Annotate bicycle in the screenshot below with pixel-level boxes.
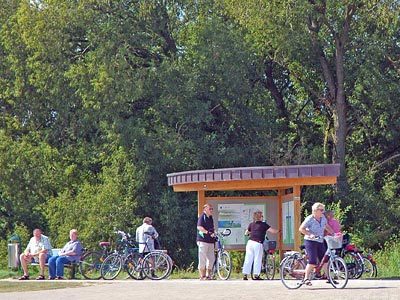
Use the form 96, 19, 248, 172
280, 234, 348, 289
251, 238, 276, 280
211, 228, 232, 280
79, 241, 112, 280
361, 252, 378, 278
100, 230, 139, 280
340, 233, 364, 279
127, 233, 173, 280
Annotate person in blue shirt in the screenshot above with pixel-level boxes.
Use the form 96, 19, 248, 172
48, 229, 83, 280
299, 203, 333, 286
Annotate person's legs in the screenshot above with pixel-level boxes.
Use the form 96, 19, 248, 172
55, 256, 71, 278
205, 242, 215, 279
242, 240, 256, 276
252, 242, 263, 276
197, 242, 207, 279
48, 255, 58, 279
38, 253, 47, 276
19, 253, 30, 277
304, 240, 319, 284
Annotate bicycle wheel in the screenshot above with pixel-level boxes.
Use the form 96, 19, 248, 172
101, 253, 122, 280
79, 251, 103, 280
361, 257, 377, 279
328, 257, 348, 289
352, 252, 364, 279
342, 251, 363, 279
126, 252, 145, 280
265, 254, 275, 280
216, 250, 231, 280
280, 256, 306, 289
143, 252, 171, 280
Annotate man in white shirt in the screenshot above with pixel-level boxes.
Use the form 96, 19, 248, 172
19, 228, 52, 280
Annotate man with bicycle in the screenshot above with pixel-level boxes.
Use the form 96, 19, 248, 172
197, 203, 216, 280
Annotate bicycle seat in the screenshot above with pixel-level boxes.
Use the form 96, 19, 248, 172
99, 241, 111, 247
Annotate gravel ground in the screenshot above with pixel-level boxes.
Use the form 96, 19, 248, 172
1, 279, 400, 300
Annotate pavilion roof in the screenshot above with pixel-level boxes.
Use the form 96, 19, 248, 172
167, 164, 340, 192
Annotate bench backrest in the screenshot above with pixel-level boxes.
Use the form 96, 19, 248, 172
52, 248, 61, 256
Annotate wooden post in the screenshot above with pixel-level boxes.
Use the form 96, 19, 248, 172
198, 190, 206, 217
293, 186, 301, 252
277, 189, 284, 261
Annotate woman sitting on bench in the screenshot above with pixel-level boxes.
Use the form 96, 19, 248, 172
48, 229, 83, 280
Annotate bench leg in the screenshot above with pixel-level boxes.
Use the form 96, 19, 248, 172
68, 264, 77, 279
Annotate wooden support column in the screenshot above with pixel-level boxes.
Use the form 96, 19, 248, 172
277, 189, 284, 260
293, 185, 301, 252
197, 190, 206, 217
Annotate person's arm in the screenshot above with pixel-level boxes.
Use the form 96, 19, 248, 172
325, 223, 334, 235
152, 227, 159, 239
299, 218, 313, 237
24, 239, 33, 256
197, 226, 208, 235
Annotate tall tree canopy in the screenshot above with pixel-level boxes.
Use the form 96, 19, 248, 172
0, 0, 399, 264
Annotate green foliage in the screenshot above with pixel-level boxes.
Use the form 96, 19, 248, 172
374, 237, 400, 278
0, 0, 399, 269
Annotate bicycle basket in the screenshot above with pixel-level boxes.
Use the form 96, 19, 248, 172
263, 240, 276, 251
324, 235, 343, 249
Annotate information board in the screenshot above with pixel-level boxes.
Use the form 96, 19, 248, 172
217, 203, 266, 245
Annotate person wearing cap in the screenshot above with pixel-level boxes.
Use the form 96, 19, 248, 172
196, 203, 216, 280
242, 210, 278, 280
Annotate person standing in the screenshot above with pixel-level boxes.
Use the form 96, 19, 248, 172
299, 202, 333, 286
19, 228, 53, 280
48, 229, 83, 280
324, 210, 341, 234
136, 217, 159, 254
242, 210, 278, 280
197, 203, 216, 280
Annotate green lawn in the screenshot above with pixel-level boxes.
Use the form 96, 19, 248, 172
0, 281, 87, 293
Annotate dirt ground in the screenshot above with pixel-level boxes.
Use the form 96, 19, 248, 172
1, 279, 400, 300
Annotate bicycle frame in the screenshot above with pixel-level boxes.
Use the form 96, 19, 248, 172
212, 229, 232, 280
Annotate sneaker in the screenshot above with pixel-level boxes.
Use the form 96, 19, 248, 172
243, 275, 248, 281
253, 275, 263, 280
48, 277, 55, 280
56, 276, 64, 280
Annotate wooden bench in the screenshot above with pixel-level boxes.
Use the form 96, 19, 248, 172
31, 248, 79, 279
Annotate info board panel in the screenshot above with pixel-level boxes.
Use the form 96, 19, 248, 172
207, 197, 278, 250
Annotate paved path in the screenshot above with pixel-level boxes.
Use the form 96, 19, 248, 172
1, 279, 400, 300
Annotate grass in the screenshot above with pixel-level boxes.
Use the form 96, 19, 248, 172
373, 239, 400, 278
0, 281, 87, 293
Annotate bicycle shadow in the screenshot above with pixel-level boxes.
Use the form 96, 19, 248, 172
310, 286, 393, 291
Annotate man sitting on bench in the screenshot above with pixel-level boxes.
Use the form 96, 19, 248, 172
48, 229, 83, 280
19, 228, 53, 280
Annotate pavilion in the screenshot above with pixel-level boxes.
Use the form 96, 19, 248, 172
167, 164, 340, 253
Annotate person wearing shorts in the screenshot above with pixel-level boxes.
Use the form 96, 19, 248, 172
196, 203, 216, 280
19, 228, 53, 280
299, 202, 333, 286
